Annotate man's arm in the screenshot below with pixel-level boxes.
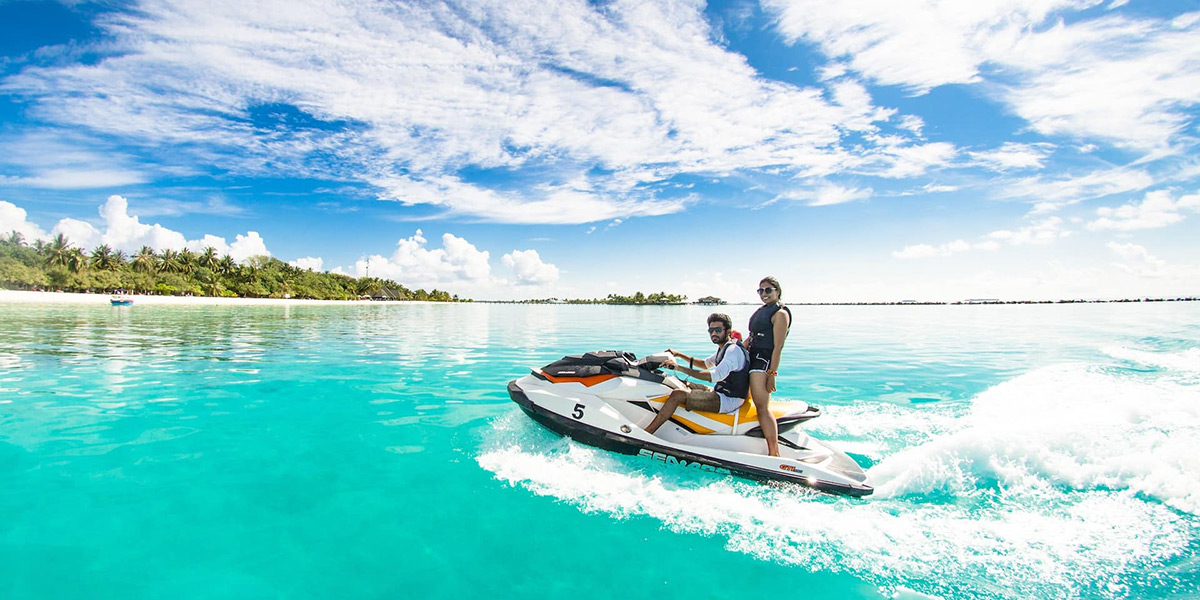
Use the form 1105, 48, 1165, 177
666, 348, 711, 372
666, 348, 697, 365
666, 359, 713, 382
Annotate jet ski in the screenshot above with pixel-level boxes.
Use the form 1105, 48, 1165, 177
507, 350, 872, 496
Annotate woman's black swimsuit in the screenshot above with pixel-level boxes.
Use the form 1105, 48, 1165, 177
747, 302, 791, 372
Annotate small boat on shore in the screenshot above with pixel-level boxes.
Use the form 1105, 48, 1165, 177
110, 296, 134, 306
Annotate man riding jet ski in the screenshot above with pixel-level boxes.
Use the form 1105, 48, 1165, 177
506, 313, 872, 496
644, 313, 751, 436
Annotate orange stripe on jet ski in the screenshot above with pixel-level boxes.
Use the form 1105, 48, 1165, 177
687, 400, 808, 426
539, 372, 618, 386
669, 415, 716, 434
647, 395, 809, 432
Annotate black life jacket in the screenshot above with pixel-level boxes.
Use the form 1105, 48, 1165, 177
748, 302, 791, 350
712, 339, 750, 400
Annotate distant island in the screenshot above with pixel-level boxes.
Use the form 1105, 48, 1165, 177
0, 232, 467, 302
496, 291, 688, 305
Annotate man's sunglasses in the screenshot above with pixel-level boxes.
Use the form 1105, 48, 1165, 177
757, 287, 776, 295
707, 327, 725, 334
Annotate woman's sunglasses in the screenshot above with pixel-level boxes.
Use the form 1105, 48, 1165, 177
757, 287, 775, 295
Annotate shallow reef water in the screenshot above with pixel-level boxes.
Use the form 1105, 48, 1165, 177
1, 302, 1197, 599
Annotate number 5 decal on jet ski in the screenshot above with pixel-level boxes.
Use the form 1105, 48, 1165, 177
572, 403, 585, 419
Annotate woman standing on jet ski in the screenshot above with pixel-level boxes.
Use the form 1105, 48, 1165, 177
747, 276, 791, 457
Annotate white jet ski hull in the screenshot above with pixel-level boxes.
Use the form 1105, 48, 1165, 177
507, 357, 872, 496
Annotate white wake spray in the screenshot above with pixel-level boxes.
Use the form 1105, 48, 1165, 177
870, 356, 1200, 515
478, 349, 1200, 599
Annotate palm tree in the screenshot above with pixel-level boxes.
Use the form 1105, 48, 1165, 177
132, 246, 157, 273
159, 249, 181, 274
90, 244, 117, 270
66, 248, 87, 273
112, 249, 128, 269
45, 233, 74, 269
217, 254, 236, 276
200, 247, 219, 271
4, 230, 24, 246
177, 248, 197, 276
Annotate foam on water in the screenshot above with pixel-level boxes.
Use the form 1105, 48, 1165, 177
479, 350, 1200, 599
1103, 346, 1200, 377
872, 356, 1200, 514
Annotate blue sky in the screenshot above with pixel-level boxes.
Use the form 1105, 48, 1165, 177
0, 0, 1197, 301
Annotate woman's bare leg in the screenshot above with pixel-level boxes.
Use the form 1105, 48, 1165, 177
749, 371, 779, 456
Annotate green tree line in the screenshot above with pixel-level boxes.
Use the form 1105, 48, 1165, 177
598, 291, 687, 304
0, 231, 466, 302
506, 291, 687, 304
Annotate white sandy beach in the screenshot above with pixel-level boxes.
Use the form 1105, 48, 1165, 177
0, 289, 373, 306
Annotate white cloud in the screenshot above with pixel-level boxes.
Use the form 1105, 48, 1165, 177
892, 239, 972, 259
228, 231, 270, 263
892, 243, 943, 260
827, 79, 896, 131
896, 114, 925, 136
1, 196, 269, 261
779, 183, 872, 206
765, 1, 1200, 152
969, 142, 1053, 172
894, 216, 1069, 259
1087, 190, 1200, 231
97, 195, 188, 252
0, 200, 49, 242
502, 249, 560, 285
1106, 242, 1188, 279
289, 256, 324, 271
50, 218, 101, 250
765, 0, 1076, 92
923, 183, 960, 193
868, 139, 957, 178
1000, 15, 1200, 152
353, 229, 490, 287
188, 234, 231, 255
999, 166, 1155, 208
136, 196, 246, 218
0, 169, 148, 190
372, 173, 689, 225
813, 184, 872, 206
987, 216, 1070, 245
0, 0, 942, 224
1108, 242, 1162, 274
0, 132, 149, 190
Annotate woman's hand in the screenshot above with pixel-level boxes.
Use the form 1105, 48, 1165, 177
767, 373, 777, 393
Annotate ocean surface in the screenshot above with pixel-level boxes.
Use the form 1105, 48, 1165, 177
1, 301, 1198, 599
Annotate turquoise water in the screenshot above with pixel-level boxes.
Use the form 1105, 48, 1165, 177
2, 302, 1198, 599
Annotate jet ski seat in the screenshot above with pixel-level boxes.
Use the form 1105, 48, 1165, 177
669, 397, 821, 435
